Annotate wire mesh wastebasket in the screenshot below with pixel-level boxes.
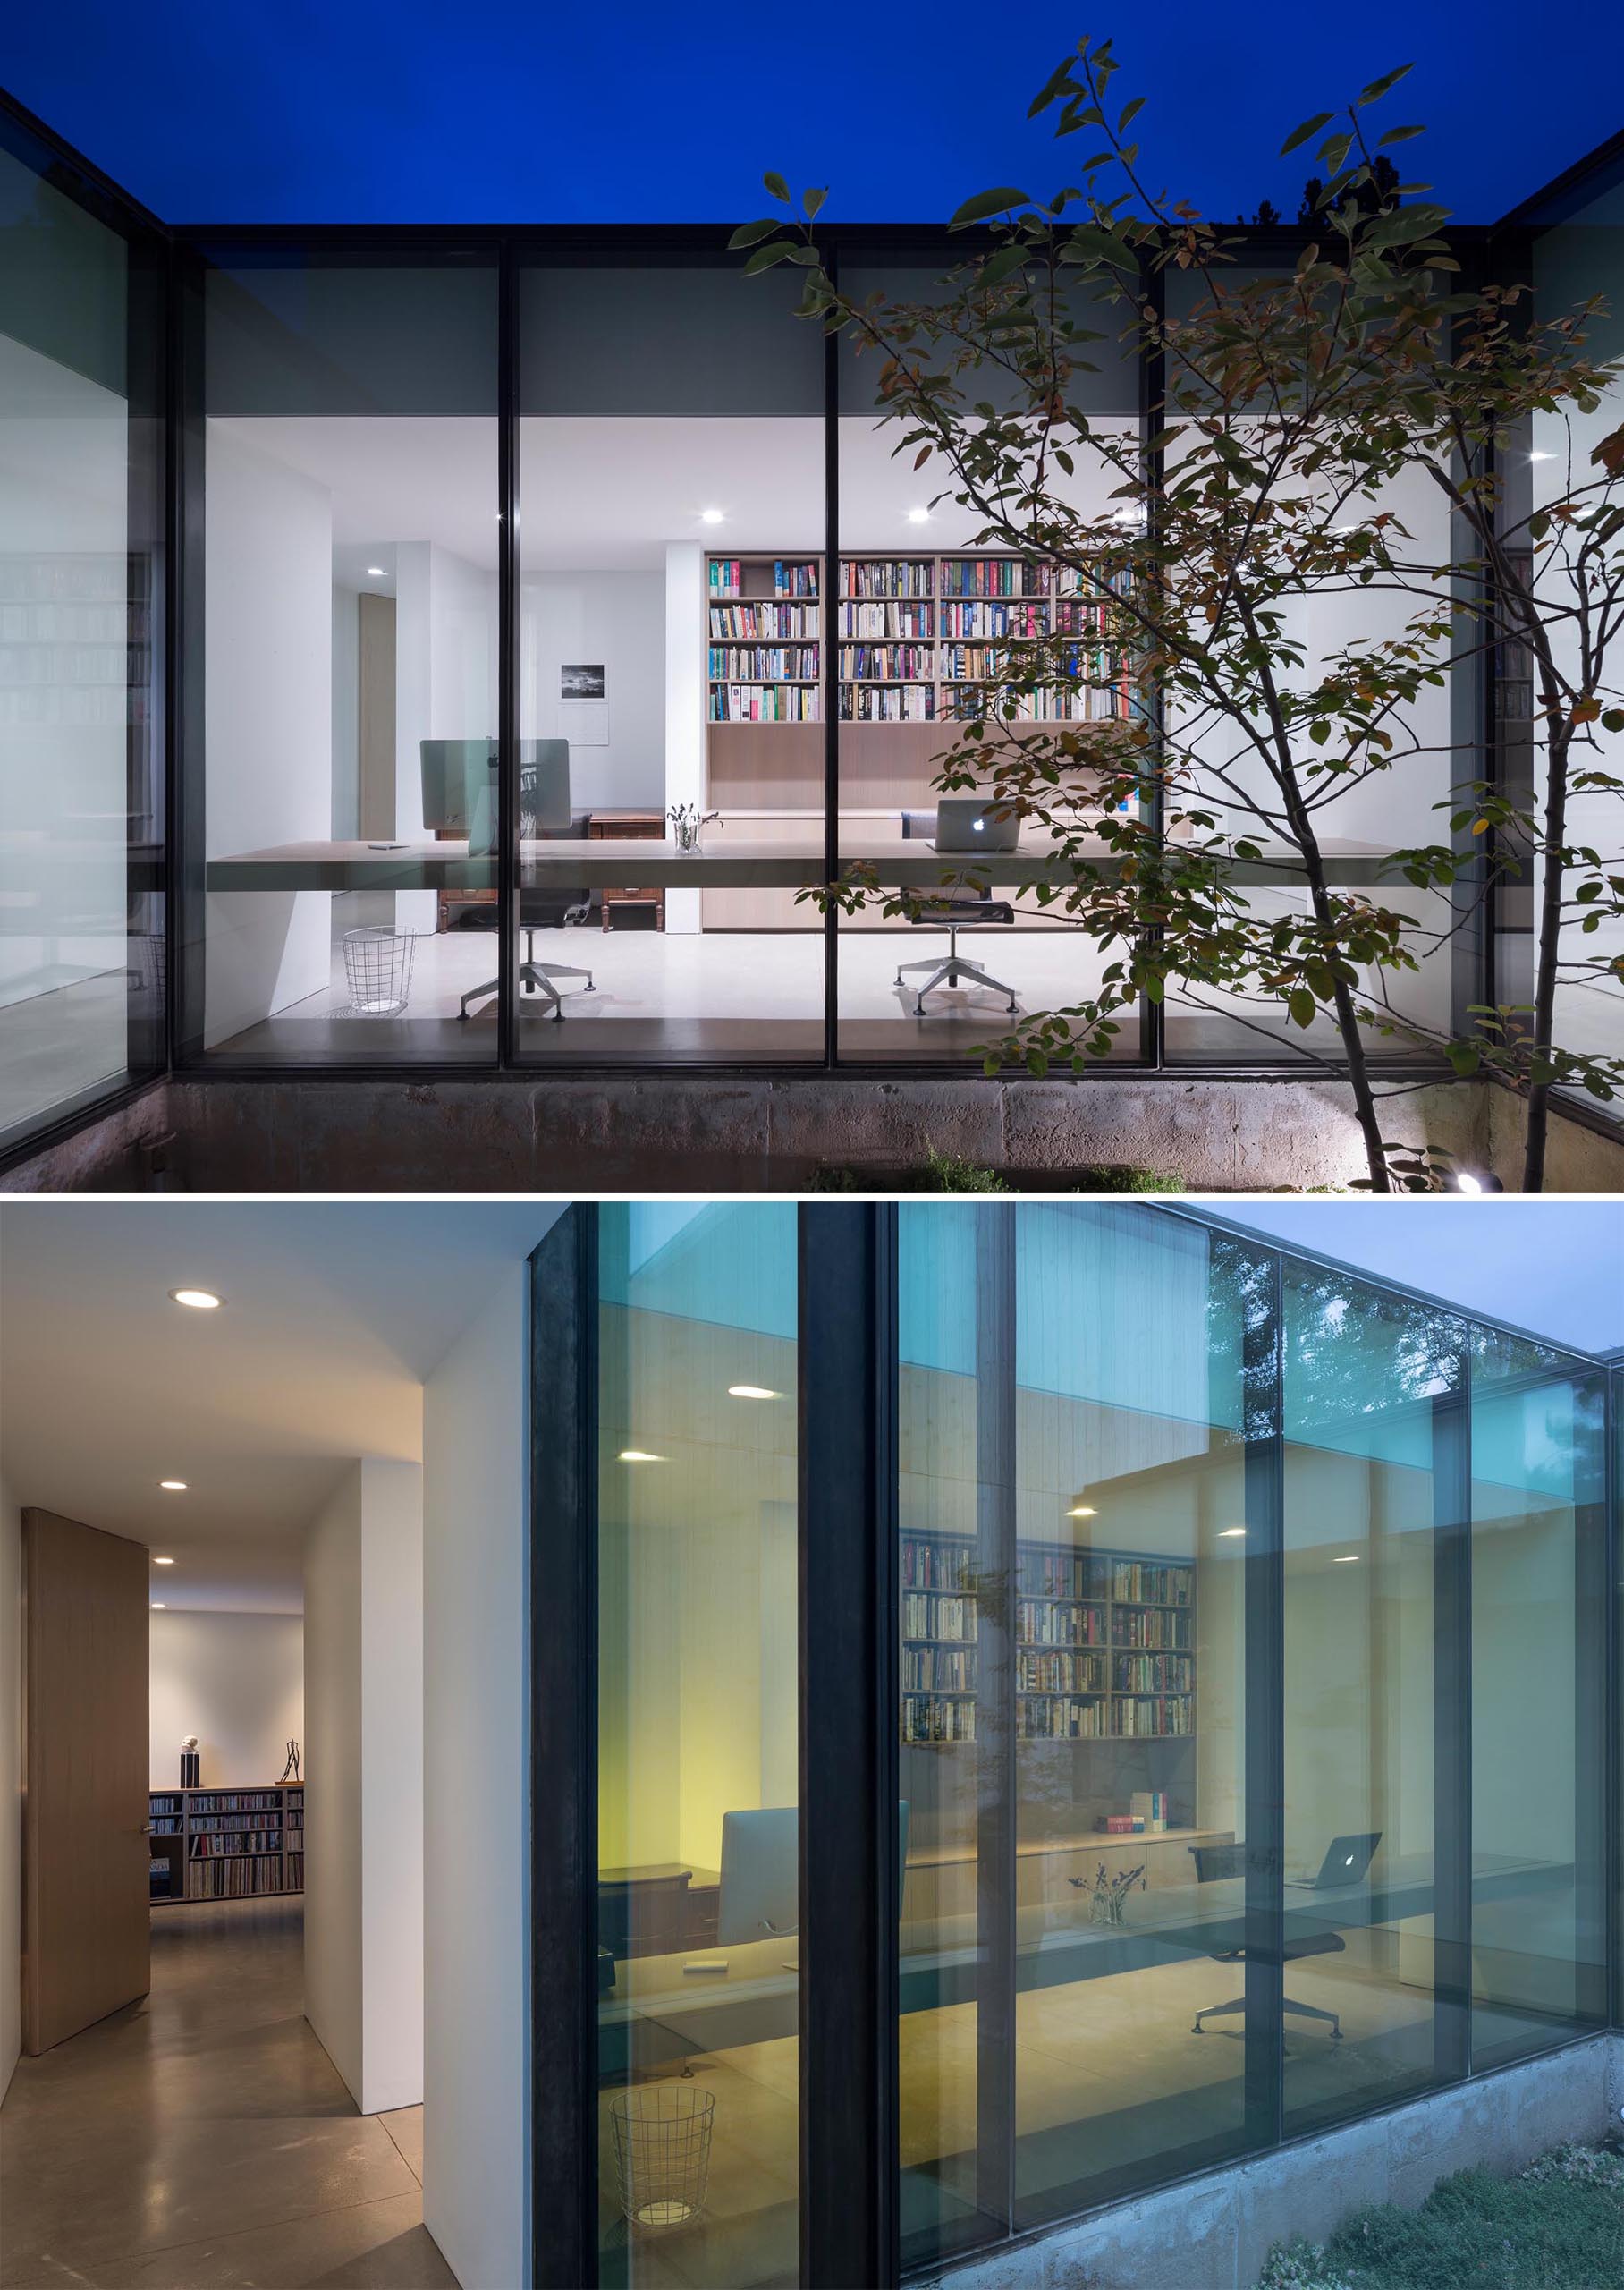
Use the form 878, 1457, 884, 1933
340, 927, 417, 1018
608, 2083, 715, 2231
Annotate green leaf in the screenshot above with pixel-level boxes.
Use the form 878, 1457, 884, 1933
802, 185, 827, 219
763, 171, 791, 203
1358, 64, 1415, 105
977, 243, 1031, 289
1028, 55, 1077, 119
728, 218, 781, 250
741, 240, 799, 276
1288, 988, 1317, 1029
1280, 112, 1334, 157
949, 186, 1032, 230
1377, 123, 1425, 146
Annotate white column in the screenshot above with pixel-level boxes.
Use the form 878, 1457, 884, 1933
303, 1457, 424, 2116
664, 540, 706, 934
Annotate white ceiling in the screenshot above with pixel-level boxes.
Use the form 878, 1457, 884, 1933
212, 414, 1136, 576
0, 1202, 559, 1611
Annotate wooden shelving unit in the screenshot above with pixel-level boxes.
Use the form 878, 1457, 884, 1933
148, 1783, 305, 1904
900, 1530, 1194, 1747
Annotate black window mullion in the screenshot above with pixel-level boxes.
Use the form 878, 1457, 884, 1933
497, 236, 519, 1069
973, 1206, 1018, 2238
1574, 1370, 1611, 2029
1431, 1362, 1472, 2083
529, 1204, 599, 2290
1242, 1246, 1284, 2152
799, 1202, 897, 2290
1609, 1363, 1622, 2036
822, 259, 841, 1073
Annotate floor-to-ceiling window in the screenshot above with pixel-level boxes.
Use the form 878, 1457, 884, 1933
184, 246, 499, 1066
0, 110, 165, 1152
516, 260, 825, 1064
596, 1202, 799, 2288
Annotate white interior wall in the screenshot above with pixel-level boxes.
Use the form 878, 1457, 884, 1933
203, 423, 334, 1046
520, 568, 665, 814
303, 1467, 363, 2105
302, 1456, 425, 2116
331, 584, 360, 839
394, 541, 497, 932
423, 1261, 535, 2290
663, 544, 704, 932
0, 1469, 21, 2105
148, 1610, 303, 1789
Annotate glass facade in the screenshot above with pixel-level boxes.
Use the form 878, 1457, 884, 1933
0, 106, 165, 1157
549, 1200, 1622, 2290
3, 97, 1624, 1142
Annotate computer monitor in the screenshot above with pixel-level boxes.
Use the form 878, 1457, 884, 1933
419, 738, 571, 854
716, 1802, 912, 1946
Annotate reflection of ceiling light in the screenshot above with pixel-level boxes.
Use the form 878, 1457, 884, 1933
906, 506, 931, 525
154, 1556, 176, 1565
700, 508, 725, 525
1528, 450, 1554, 462
1332, 1555, 1360, 1564
727, 1385, 780, 1400
618, 1449, 665, 1463
1219, 1526, 1247, 1539
158, 1480, 187, 1492
1454, 1169, 1504, 1194
1066, 1504, 1097, 1518
367, 565, 385, 577
170, 1288, 222, 1310
151, 1602, 166, 1610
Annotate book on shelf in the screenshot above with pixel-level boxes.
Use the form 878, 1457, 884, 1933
839, 599, 932, 640
1130, 1790, 1169, 1830
842, 559, 933, 598
902, 1692, 977, 1743
840, 686, 935, 723
901, 1590, 974, 1641
1019, 1694, 1108, 1740
709, 684, 820, 724
772, 560, 818, 598
710, 601, 820, 640
706, 645, 819, 681
1112, 1562, 1192, 1607
838, 644, 935, 683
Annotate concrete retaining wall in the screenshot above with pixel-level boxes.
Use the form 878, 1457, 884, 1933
926, 2033, 1624, 2290
3, 1073, 1620, 1193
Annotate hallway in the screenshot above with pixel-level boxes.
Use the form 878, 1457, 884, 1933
0, 1899, 456, 2288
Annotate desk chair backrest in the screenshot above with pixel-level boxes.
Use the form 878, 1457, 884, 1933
718, 1802, 911, 1944
1189, 1842, 1246, 1884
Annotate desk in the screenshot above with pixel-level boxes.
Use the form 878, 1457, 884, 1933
207, 834, 1400, 897
597, 1852, 1568, 2082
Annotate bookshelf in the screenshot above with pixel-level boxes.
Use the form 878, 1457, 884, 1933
148, 1783, 305, 1904
900, 1531, 1194, 1747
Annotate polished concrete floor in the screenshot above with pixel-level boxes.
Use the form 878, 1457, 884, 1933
0, 1897, 454, 2289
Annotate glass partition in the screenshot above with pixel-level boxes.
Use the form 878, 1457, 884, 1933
1281, 1263, 1464, 2134
0, 119, 164, 1151
596, 1202, 799, 2287
188, 249, 498, 1064
837, 260, 1146, 1066
518, 263, 825, 1063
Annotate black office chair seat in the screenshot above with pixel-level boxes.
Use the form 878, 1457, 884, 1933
1187, 1842, 1344, 2042
896, 897, 1019, 1018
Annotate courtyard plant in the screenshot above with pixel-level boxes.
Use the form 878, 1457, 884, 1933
733, 38, 1624, 1192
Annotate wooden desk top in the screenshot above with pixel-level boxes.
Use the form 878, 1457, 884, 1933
207, 834, 1398, 895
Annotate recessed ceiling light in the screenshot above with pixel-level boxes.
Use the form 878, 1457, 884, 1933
1066, 1504, 1097, 1519
727, 1384, 780, 1400
154, 1555, 176, 1565
906, 506, 932, 525
169, 1288, 223, 1310
367, 564, 385, 577
1527, 450, 1554, 462
618, 1449, 665, 1463
151, 1602, 166, 1610
700, 508, 725, 525
1332, 1555, 1360, 1564
158, 1480, 188, 1492
1219, 1527, 1247, 1539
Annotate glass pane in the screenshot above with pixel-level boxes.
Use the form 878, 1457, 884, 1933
517, 264, 825, 1063
596, 1204, 799, 2288
1469, 1352, 1607, 2066
836, 261, 1145, 1067
1281, 1264, 1462, 2134
898, 1200, 1258, 2262
192, 251, 498, 1064
0, 131, 163, 1149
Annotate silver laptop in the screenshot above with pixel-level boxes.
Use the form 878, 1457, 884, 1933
1285, 1832, 1381, 1890
930, 798, 1019, 853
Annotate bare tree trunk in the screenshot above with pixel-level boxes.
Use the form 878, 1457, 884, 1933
1282, 799, 1393, 1194
1521, 725, 1570, 1193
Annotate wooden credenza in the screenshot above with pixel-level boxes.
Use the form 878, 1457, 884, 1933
588, 809, 664, 930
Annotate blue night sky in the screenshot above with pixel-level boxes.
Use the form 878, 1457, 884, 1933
4, 1, 1623, 229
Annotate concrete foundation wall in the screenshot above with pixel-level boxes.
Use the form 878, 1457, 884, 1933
927, 2033, 1624, 2290
4, 1073, 1622, 1195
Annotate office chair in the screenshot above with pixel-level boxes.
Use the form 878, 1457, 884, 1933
1187, 1843, 1344, 2041
445, 742, 596, 1021
896, 809, 1019, 1017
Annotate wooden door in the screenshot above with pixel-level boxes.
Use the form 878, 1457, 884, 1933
22, 1507, 150, 2053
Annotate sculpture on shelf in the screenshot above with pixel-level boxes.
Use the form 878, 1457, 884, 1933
180, 1735, 199, 1788
279, 1738, 301, 1784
